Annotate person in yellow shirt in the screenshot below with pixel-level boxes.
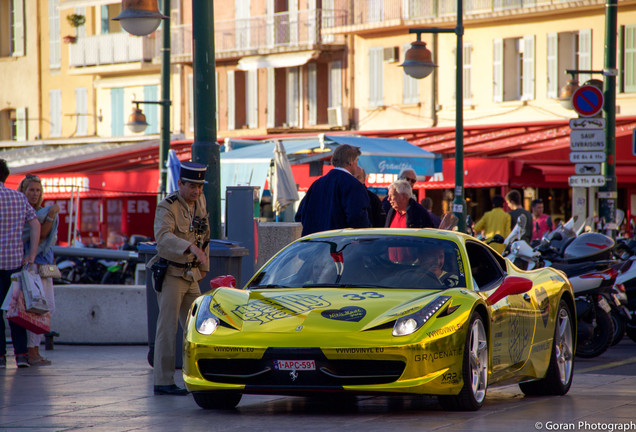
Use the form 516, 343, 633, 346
473, 195, 510, 254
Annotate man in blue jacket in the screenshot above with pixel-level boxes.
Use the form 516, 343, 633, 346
295, 144, 371, 236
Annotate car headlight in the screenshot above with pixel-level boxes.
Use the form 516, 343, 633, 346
195, 296, 219, 335
393, 296, 451, 337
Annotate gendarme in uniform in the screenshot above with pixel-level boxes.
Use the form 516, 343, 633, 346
149, 161, 210, 395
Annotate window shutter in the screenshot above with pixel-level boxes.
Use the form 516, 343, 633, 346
247, 70, 258, 129
15, 107, 27, 141
287, 67, 300, 127
463, 43, 472, 104
493, 39, 503, 102
75, 87, 87, 136
144, 85, 159, 134
578, 29, 592, 84
403, 43, 419, 104
216, 71, 219, 131
369, 47, 384, 107
308, 63, 317, 125
522, 35, 535, 100
12, 0, 25, 56
227, 71, 235, 130
50, 90, 62, 137
49, 0, 61, 68
547, 33, 558, 98
330, 60, 342, 108
110, 88, 123, 137
625, 26, 636, 92
188, 73, 194, 131
266, 68, 275, 128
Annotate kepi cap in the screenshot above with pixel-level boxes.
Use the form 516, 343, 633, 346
180, 161, 208, 184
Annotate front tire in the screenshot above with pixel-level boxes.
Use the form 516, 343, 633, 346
520, 299, 574, 396
439, 312, 488, 411
576, 304, 614, 359
192, 391, 242, 410
610, 309, 626, 346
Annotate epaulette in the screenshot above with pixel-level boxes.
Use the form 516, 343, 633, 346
165, 192, 179, 204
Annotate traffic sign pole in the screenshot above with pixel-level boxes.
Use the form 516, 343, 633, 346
598, 0, 618, 236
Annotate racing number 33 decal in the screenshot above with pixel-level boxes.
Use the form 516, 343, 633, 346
343, 292, 385, 301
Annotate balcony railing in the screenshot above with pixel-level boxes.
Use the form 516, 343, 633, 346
69, 32, 158, 68
168, 8, 345, 61
326, 0, 596, 27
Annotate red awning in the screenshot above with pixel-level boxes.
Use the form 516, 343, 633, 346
421, 158, 509, 189
5, 170, 160, 199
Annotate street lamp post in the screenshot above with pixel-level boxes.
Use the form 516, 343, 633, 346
115, 0, 221, 239
400, 0, 467, 233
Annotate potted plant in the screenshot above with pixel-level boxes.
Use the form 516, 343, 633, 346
64, 13, 85, 44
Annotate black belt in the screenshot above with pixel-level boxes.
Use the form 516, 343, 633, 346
166, 260, 200, 269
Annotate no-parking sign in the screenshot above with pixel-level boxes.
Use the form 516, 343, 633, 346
571, 85, 604, 117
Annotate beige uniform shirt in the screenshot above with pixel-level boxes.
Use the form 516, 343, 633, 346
148, 191, 210, 282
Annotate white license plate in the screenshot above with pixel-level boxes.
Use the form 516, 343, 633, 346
273, 360, 316, 371
597, 297, 612, 313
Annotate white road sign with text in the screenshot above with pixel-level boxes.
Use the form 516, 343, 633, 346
570, 130, 606, 151
568, 175, 606, 187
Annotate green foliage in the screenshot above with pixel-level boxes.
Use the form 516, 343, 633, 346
67, 14, 86, 28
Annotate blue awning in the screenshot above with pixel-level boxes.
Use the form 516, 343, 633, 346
219, 135, 442, 222
324, 135, 442, 177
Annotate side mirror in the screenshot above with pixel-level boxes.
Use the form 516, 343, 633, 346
210, 275, 236, 289
486, 276, 532, 305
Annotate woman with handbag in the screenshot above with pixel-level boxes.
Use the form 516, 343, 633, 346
18, 174, 60, 366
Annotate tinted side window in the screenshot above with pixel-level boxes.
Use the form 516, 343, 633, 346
465, 241, 505, 290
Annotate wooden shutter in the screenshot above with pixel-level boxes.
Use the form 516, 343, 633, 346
578, 29, 592, 84
625, 26, 636, 92
308, 63, 317, 125
75, 87, 87, 136
369, 47, 384, 107
15, 107, 27, 141
247, 70, 258, 129
110, 88, 123, 137
267, 68, 275, 128
144, 85, 159, 134
493, 39, 503, 102
547, 33, 558, 98
522, 35, 535, 101
12, 0, 25, 56
227, 71, 235, 130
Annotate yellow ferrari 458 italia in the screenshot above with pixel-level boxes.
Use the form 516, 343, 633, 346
183, 229, 576, 411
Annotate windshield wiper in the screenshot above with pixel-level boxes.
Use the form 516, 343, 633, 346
302, 283, 387, 288
250, 284, 288, 288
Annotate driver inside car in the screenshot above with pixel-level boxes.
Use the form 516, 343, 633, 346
419, 246, 460, 288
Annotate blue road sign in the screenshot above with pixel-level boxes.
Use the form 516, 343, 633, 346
571, 85, 604, 117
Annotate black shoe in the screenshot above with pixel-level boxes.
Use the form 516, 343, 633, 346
154, 385, 189, 396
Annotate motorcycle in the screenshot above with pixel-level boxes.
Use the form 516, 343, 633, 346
100, 235, 151, 285
613, 238, 636, 342
503, 217, 620, 357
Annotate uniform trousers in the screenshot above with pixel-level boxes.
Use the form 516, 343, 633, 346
153, 272, 201, 386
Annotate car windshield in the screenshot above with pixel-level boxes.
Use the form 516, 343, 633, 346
248, 234, 467, 290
